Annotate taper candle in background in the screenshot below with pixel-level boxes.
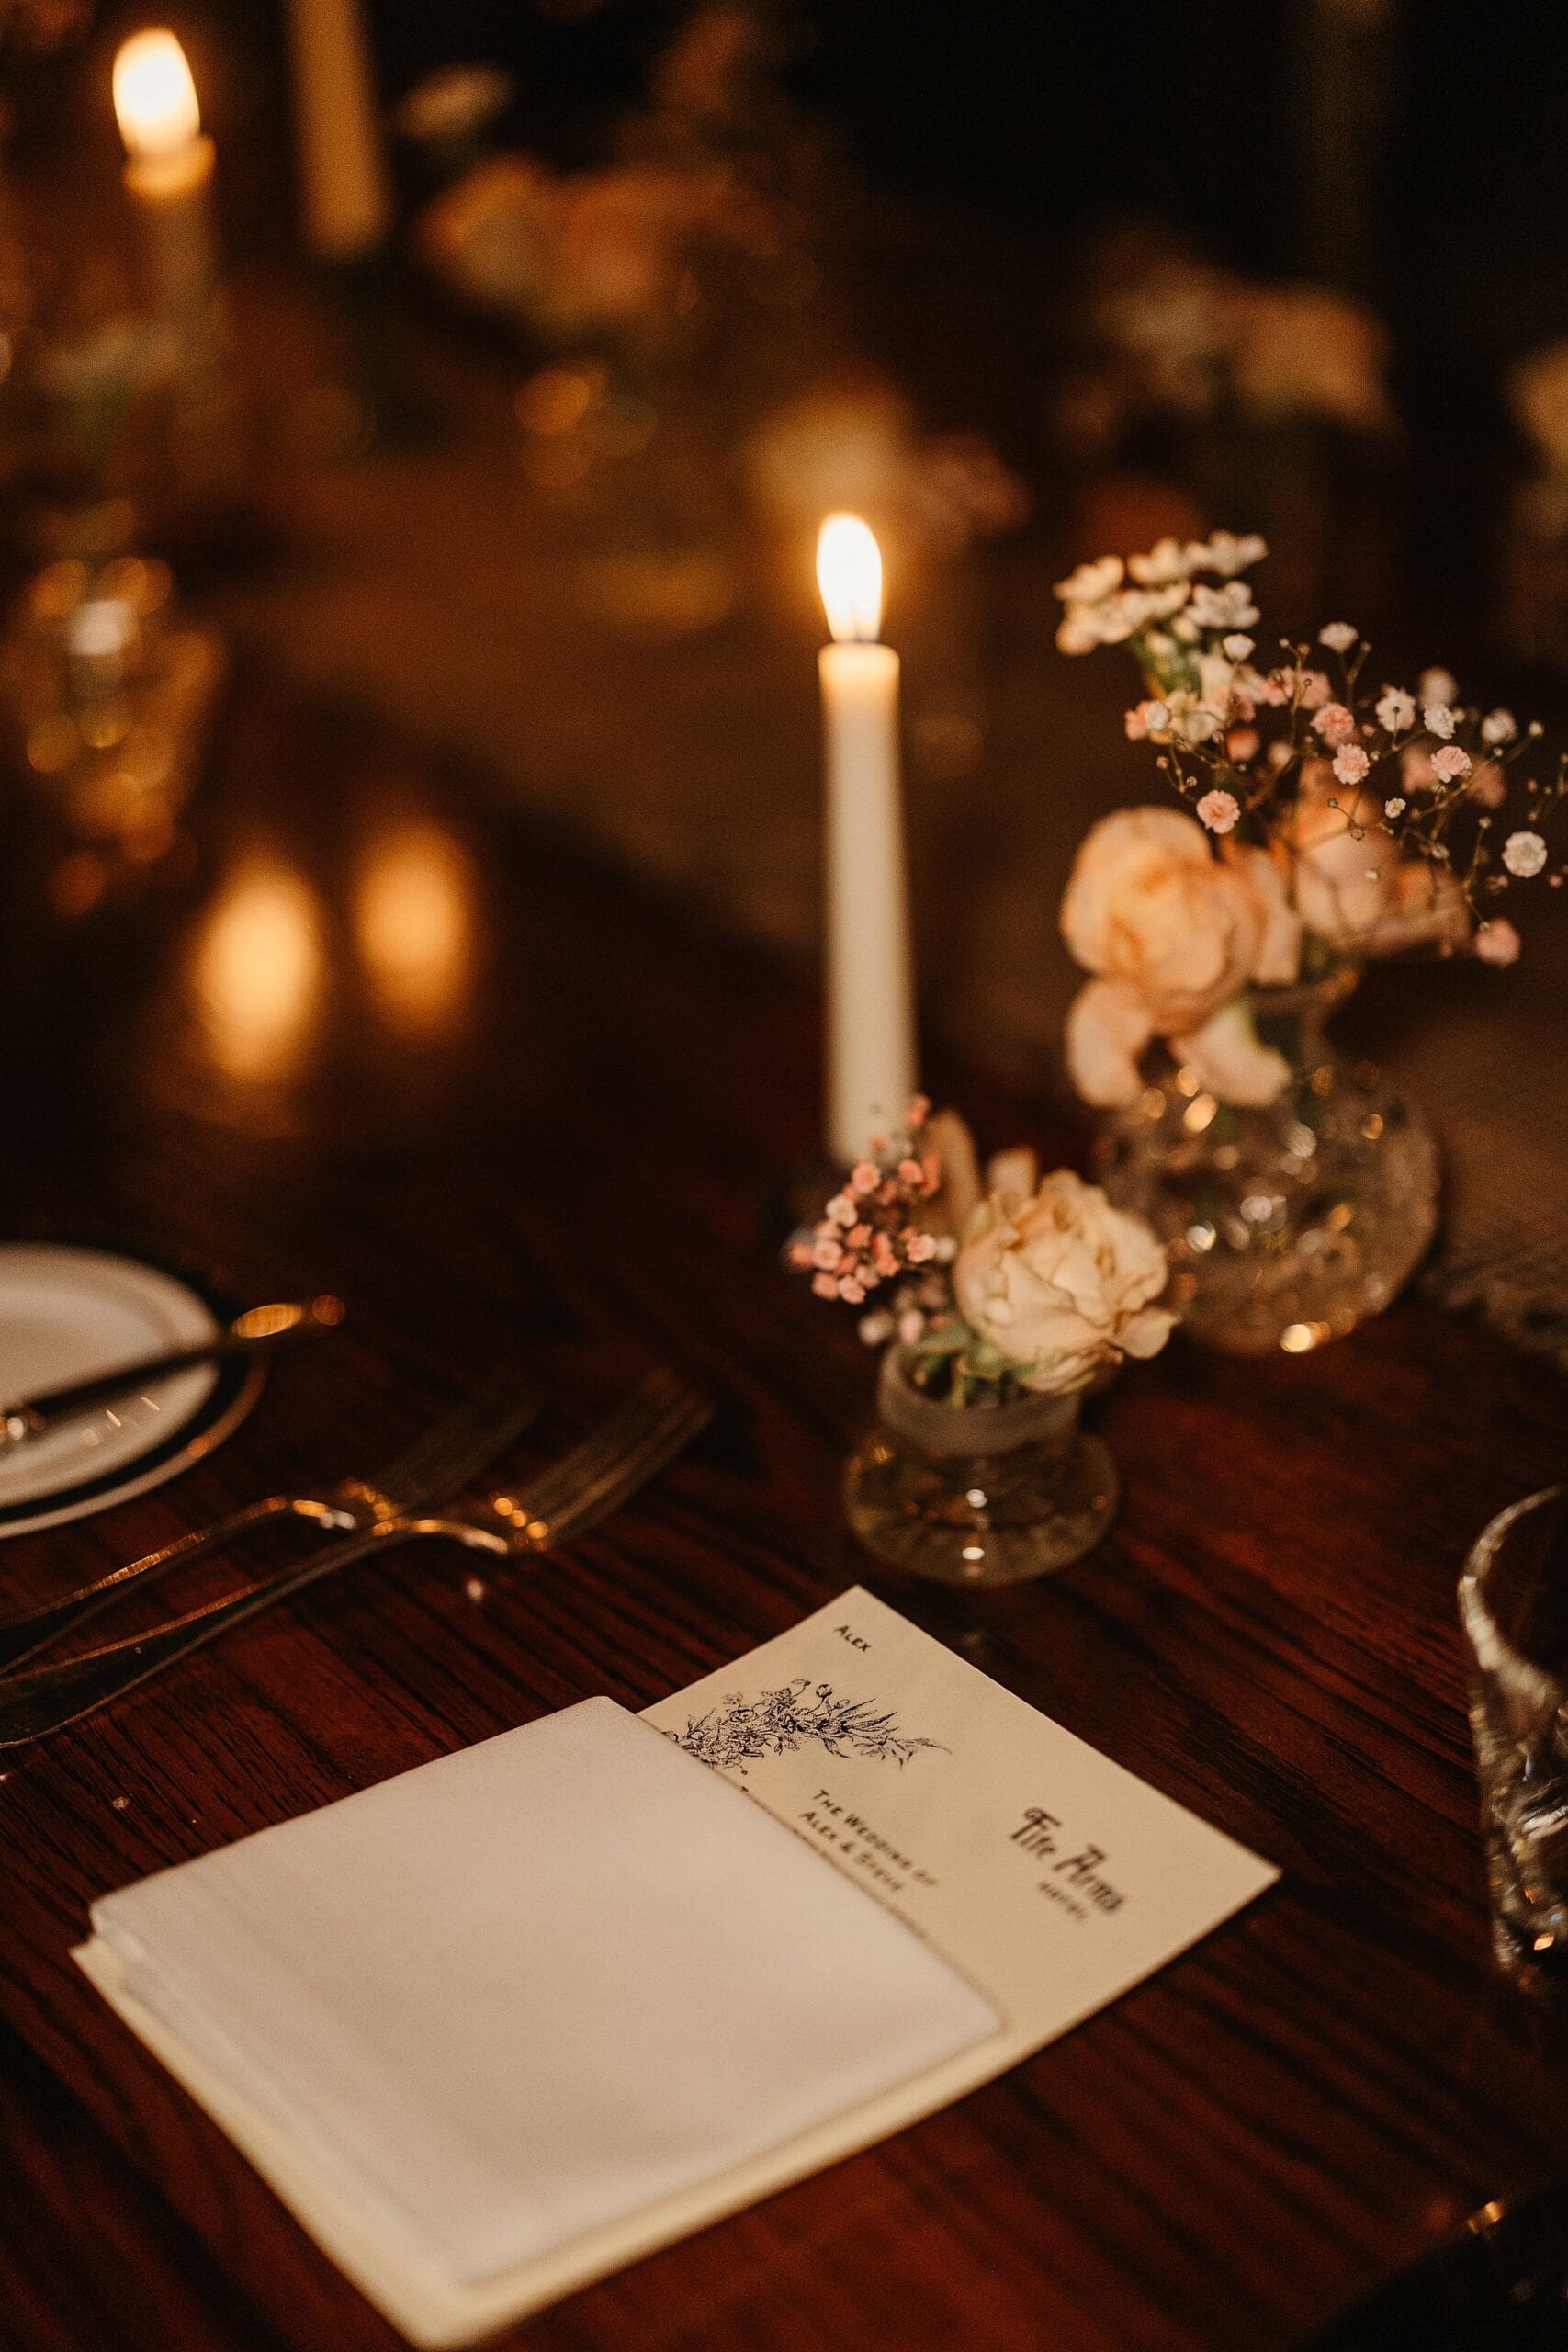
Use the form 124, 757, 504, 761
817, 514, 918, 1167
113, 30, 216, 322
287, 0, 392, 264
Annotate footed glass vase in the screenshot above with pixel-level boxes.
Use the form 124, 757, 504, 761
1096, 971, 1438, 1355
844, 1349, 1118, 1586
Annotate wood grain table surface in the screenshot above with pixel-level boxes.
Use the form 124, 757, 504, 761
3, 667, 1567, 2352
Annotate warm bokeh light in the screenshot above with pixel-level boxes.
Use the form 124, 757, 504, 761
113, 30, 200, 162
816, 513, 884, 643
191, 858, 323, 1083
353, 820, 475, 1036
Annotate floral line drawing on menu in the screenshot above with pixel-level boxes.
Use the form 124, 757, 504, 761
671, 1679, 945, 1774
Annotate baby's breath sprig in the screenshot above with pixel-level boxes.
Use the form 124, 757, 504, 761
1057, 532, 1566, 957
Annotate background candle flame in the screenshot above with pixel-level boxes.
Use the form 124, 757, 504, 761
816, 513, 884, 644
113, 29, 200, 161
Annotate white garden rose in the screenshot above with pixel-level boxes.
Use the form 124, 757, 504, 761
953, 1163, 1175, 1396
1060, 806, 1301, 1107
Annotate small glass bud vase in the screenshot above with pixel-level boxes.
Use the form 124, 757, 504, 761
843, 1348, 1119, 1587
1095, 970, 1439, 1356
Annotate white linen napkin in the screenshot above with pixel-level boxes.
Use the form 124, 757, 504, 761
89, 1697, 998, 2288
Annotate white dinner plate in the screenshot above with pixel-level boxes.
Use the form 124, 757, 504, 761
0, 1244, 264, 1539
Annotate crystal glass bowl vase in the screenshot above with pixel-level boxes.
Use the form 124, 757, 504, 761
1096, 971, 1439, 1356
843, 1349, 1119, 1586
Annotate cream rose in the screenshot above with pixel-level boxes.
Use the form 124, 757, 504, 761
1292, 762, 1470, 956
953, 1162, 1175, 1396
1061, 806, 1301, 1108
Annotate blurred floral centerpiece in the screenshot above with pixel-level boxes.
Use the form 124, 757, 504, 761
1052, 232, 1398, 625
1054, 529, 1564, 1353
791, 1096, 1173, 1583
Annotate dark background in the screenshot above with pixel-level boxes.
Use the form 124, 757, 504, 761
10, 0, 1568, 658
17, 0, 1568, 341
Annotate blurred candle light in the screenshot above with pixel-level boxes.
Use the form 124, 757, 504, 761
353, 820, 475, 1036
287, 0, 391, 262
114, 29, 217, 319
816, 513, 917, 1166
192, 858, 324, 1083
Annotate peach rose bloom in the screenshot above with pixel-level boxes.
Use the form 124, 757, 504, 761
953, 1162, 1174, 1396
1061, 807, 1301, 1107
1292, 763, 1470, 956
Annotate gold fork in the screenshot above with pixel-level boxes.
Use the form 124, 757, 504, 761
0, 1371, 543, 1677
0, 1370, 711, 1747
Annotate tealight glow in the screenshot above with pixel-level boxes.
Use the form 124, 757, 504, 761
113, 30, 200, 163
353, 820, 475, 1036
193, 858, 324, 1084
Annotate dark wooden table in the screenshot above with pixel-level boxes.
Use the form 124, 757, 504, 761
3, 665, 1567, 2352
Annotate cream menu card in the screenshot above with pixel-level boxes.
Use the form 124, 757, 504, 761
75, 1587, 1277, 2345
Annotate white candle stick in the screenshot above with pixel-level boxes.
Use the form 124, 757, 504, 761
286, 0, 392, 264
817, 513, 919, 1168
113, 30, 217, 322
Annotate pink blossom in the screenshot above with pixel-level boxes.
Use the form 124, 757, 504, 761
1258, 671, 1290, 707
812, 1237, 842, 1272
1319, 621, 1358, 652
1196, 788, 1240, 834
788, 1241, 814, 1269
897, 1309, 926, 1346
1222, 632, 1255, 660
1314, 702, 1358, 747
1383, 796, 1406, 818
838, 1277, 866, 1305
1469, 762, 1506, 808
845, 1222, 872, 1250
1432, 745, 1472, 783
1419, 665, 1459, 707
1481, 708, 1517, 747
897, 1157, 925, 1186
850, 1160, 879, 1195
1332, 743, 1371, 786
1377, 687, 1416, 733
811, 1272, 839, 1299
826, 1193, 855, 1227
906, 1232, 937, 1263
1298, 669, 1332, 709
1423, 701, 1457, 741
1402, 745, 1438, 792
1226, 727, 1260, 762
1475, 918, 1521, 966
1124, 699, 1169, 741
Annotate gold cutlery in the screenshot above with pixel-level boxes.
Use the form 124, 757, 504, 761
0, 1369, 709, 1746
0, 1368, 537, 1676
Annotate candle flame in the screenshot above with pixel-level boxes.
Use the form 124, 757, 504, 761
114, 30, 200, 161
816, 513, 883, 643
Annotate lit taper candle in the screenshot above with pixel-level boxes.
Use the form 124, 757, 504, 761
113, 30, 216, 322
817, 513, 918, 1167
